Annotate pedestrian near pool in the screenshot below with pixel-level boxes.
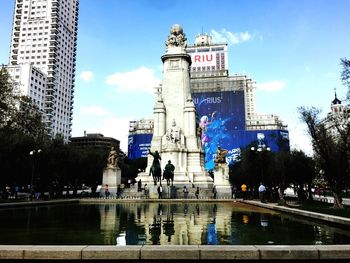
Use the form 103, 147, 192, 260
195, 187, 200, 199
157, 184, 163, 199
183, 186, 188, 199
241, 183, 247, 200
258, 183, 266, 203
105, 184, 110, 198
212, 185, 217, 199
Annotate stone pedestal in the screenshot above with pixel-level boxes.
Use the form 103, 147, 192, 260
101, 166, 121, 197
213, 164, 231, 197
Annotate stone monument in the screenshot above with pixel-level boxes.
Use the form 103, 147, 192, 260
137, 24, 213, 189
213, 146, 231, 196
101, 147, 121, 196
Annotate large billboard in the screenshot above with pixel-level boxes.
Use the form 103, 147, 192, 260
128, 134, 152, 159
201, 129, 290, 170
128, 90, 290, 170
190, 52, 217, 68
188, 47, 228, 71
192, 90, 245, 170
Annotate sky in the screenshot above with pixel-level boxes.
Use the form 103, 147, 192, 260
1, 0, 349, 154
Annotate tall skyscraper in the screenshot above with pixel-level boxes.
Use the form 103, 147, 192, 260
9, 0, 79, 141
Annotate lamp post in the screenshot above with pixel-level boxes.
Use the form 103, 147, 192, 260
29, 149, 41, 200
250, 146, 271, 184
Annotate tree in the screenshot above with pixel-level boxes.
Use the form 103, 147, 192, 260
299, 106, 349, 208
0, 66, 18, 127
288, 149, 316, 203
10, 96, 49, 143
341, 58, 350, 100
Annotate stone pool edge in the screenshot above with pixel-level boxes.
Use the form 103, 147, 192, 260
240, 200, 350, 226
0, 245, 350, 260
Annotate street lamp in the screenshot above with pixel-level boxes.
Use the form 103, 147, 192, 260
29, 149, 41, 200
250, 146, 271, 183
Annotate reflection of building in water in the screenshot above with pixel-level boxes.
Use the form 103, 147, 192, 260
99, 204, 118, 245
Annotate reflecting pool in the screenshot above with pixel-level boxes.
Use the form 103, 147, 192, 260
0, 202, 349, 245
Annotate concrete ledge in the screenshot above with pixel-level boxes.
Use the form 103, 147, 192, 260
242, 200, 350, 226
256, 245, 319, 259
317, 245, 350, 259
199, 245, 259, 260
82, 245, 142, 260
141, 245, 200, 260
0, 245, 30, 259
1, 245, 350, 260
23, 246, 87, 260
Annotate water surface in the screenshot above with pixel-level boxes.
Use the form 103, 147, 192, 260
0, 202, 349, 245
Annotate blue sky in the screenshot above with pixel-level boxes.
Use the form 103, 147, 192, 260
1, 0, 349, 153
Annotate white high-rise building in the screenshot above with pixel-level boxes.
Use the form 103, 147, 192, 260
9, 0, 79, 141
6, 63, 47, 114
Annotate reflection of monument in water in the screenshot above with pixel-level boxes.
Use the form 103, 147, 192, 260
137, 24, 213, 188
97, 203, 232, 245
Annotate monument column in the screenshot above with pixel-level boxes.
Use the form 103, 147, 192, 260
137, 24, 213, 189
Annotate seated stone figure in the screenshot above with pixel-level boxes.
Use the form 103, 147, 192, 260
166, 119, 181, 144
214, 146, 228, 167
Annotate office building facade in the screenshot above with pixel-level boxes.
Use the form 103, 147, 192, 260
9, 0, 79, 141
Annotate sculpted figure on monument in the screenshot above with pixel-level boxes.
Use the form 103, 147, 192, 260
214, 146, 228, 167
149, 149, 162, 184
166, 119, 181, 144
165, 24, 187, 48
107, 147, 118, 168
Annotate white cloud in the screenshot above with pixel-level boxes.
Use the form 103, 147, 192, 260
99, 117, 131, 152
257, 80, 287, 92
211, 29, 252, 45
77, 105, 132, 151
80, 105, 112, 117
106, 66, 160, 94
288, 122, 313, 156
80, 71, 94, 82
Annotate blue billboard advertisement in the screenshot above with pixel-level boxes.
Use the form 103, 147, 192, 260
201, 129, 289, 170
128, 134, 152, 159
192, 90, 289, 170
193, 90, 245, 169
127, 90, 290, 170
192, 90, 246, 133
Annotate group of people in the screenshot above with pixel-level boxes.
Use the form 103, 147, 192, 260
238, 183, 271, 203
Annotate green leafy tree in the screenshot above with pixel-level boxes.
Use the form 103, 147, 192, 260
0, 66, 18, 127
10, 96, 49, 143
341, 58, 350, 100
299, 106, 349, 208
288, 149, 316, 203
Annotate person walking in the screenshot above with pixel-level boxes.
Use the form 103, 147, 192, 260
195, 187, 200, 199
157, 184, 163, 199
183, 186, 188, 199
137, 179, 142, 192
144, 184, 148, 198
212, 185, 217, 199
258, 183, 266, 203
105, 184, 110, 199
241, 183, 247, 200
